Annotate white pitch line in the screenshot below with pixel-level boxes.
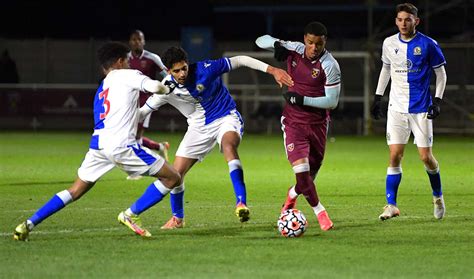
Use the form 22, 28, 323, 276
2, 215, 471, 237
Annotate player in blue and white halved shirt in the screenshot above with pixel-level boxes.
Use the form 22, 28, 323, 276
140, 46, 293, 229
371, 3, 448, 221
13, 42, 181, 241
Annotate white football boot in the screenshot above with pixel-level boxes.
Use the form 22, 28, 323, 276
379, 204, 400, 221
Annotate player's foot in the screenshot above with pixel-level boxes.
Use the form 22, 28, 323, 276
281, 187, 297, 213
235, 202, 250, 222
118, 211, 151, 237
433, 196, 445, 219
126, 175, 143, 180
379, 204, 400, 221
160, 216, 185, 230
316, 210, 334, 231
13, 221, 30, 241
158, 142, 170, 161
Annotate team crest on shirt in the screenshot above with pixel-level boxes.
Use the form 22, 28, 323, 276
140, 61, 147, 68
196, 84, 205, 92
286, 143, 294, 152
311, 68, 320, 78
413, 47, 422, 55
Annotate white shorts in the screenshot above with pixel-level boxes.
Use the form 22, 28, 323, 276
77, 144, 165, 183
176, 110, 244, 161
141, 112, 151, 129
386, 109, 433, 147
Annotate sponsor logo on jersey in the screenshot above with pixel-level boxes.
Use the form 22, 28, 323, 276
395, 48, 399, 54
311, 68, 320, 78
291, 60, 297, 67
413, 47, 422, 55
287, 143, 294, 152
204, 63, 211, 68
405, 59, 413, 69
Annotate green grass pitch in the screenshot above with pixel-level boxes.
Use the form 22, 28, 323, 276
1, 132, 473, 278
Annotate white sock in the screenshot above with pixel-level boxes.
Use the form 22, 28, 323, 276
26, 220, 35, 230
125, 208, 136, 216
288, 186, 298, 199
312, 202, 326, 215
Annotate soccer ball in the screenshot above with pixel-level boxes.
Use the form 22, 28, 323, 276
277, 209, 308, 238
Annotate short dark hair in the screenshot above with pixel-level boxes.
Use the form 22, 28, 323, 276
162, 46, 188, 69
304, 22, 328, 36
396, 3, 418, 17
97, 41, 130, 70
129, 29, 144, 39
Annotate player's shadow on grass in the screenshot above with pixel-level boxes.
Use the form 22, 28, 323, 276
0, 178, 126, 186
0, 181, 73, 186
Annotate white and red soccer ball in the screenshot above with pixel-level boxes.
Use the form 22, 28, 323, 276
277, 209, 308, 238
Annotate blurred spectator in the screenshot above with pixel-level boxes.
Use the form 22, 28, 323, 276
0, 49, 20, 83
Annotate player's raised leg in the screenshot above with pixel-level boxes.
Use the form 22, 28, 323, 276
292, 159, 333, 231
14, 178, 95, 241
281, 186, 298, 212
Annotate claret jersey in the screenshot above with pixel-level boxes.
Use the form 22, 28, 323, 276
381, 32, 446, 113
280, 41, 341, 124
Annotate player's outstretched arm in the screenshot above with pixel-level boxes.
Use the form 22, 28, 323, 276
229, 56, 293, 87
143, 79, 171, 94
255, 35, 305, 54
283, 84, 340, 109
267, 65, 294, 88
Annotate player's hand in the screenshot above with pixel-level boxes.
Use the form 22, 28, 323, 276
427, 97, 441, 119
284, 91, 304, 106
267, 66, 293, 87
274, 41, 289, 62
163, 80, 177, 94
370, 95, 383, 120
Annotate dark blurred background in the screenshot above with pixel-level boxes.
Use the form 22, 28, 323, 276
0, 0, 473, 135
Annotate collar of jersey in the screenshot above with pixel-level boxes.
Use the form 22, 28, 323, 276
398, 32, 418, 43
170, 75, 186, 89
302, 49, 326, 64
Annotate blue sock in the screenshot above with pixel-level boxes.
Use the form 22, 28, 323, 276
229, 159, 247, 205
426, 166, 442, 197
130, 181, 170, 215
386, 167, 402, 205
170, 184, 185, 218
30, 190, 73, 226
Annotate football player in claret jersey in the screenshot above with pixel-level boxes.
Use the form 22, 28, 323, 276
370, 3, 447, 220
13, 42, 181, 241
128, 29, 170, 165
140, 46, 293, 229
255, 21, 341, 231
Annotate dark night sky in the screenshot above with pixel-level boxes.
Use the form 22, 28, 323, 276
1, 0, 472, 41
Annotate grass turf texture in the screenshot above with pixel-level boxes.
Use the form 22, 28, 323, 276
1, 132, 473, 278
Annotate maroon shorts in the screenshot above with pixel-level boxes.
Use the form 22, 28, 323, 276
281, 117, 328, 169
139, 91, 152, 107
